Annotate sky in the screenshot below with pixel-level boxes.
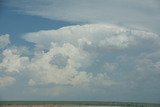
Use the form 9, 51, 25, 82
0, 0, 160, 103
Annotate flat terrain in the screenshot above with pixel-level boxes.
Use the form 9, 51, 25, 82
0, 105, 122, 107
0, 101, 160, 107
0, 105, 121, 107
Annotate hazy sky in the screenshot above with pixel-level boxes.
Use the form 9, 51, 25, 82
0, 0, 160, 103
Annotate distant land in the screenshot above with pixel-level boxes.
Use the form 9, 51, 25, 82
0, 101, 160, 107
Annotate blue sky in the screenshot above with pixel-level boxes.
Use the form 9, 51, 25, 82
0, 0, 160, 103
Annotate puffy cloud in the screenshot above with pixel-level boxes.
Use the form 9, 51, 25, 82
0, 34, 10, 48
27, 43, 92, 86
0, 76, 15, 88
0, 33, 116, 88
0, 33, 114, 88
0, 24, 160, 102
22, 24, 160, 88
26, 42, 114, 87
0, 48, 29, 73
23, 24, 159, 51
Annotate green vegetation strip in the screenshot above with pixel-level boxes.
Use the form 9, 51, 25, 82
0, 101, 160, 106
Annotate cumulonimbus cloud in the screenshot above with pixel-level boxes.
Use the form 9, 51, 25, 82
23, 24, 159, 50
0, 24, 160, 101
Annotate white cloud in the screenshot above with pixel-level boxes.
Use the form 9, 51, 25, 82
9, 0, 160, 32
0, 48, 29, 73
27, 43, 93, 86
0, 34, 10, 48
1, 0, 160, 101
0, 24, 160, 100
0, 76, 16, 88
1, 24, 160, 88
0, 35, 114, 87
23, 24, 159, 51
26, 43, 113, 87
21, 24, 160, 88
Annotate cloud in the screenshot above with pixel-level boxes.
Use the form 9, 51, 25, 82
26, 43, 93, 87
23, 24, 159, 51
0, 24, 160, 102
25, 42, 113, 87
0, 34, 10, 48
0, 48, 29, 73
0, 76, 15, 88
0, 0, 160, 101
21, 24, 160, 88
0, 34, 113, 87
8, 0, 160, 32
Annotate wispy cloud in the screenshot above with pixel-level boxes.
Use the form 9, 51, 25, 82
8, 0, 160, 32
